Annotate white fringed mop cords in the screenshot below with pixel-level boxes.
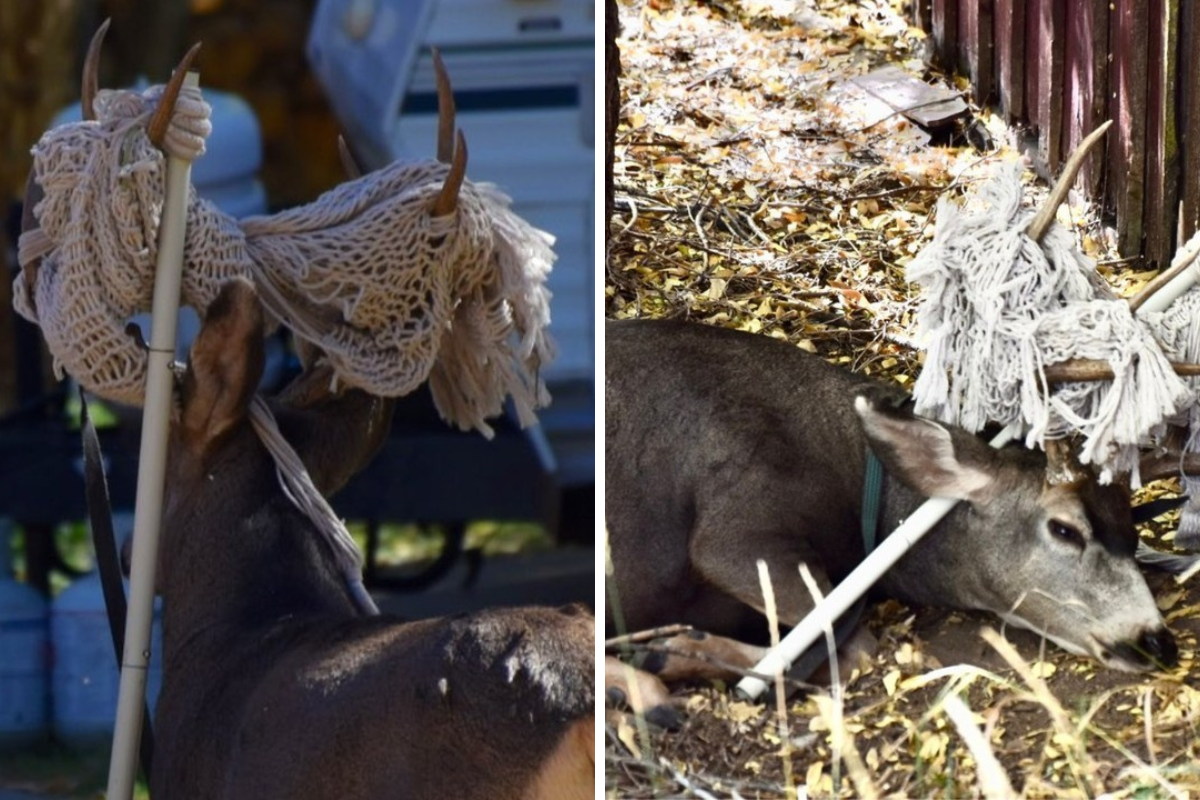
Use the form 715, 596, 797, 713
907, 161, 1191, 481
15, 71, 555, 437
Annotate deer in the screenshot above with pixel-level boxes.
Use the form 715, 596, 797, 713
128, 277, 594, 799
604, 318, 1178, 722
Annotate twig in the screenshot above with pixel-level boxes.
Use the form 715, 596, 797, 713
940, 693, 1016, 800
605, 624, 695, 649
979, 627, 1102, 797
842, 183, 945, 202
620, 641, 811, 691
756, 560, 797, 799
1043, 358, 1200, 383
683, 66, 734, 91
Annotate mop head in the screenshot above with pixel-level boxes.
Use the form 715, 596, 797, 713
16, 83, 555, 437
907, 163, 1192, 482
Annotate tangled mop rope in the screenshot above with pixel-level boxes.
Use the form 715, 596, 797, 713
908, 125, 1192, 483
16, 32, 554, 439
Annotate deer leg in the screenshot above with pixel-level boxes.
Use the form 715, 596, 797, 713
806, 623, 879, 687
689, 519, 874, 684
604, 655, 682, 730
635, 629, 768, 683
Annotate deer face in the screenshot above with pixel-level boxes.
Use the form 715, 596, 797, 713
858, 396, 1177, 672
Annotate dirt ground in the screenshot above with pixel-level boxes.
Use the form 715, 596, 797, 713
605, 0, 1200, 795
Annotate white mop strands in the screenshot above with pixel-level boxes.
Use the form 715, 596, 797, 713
908, 163, 1192, 483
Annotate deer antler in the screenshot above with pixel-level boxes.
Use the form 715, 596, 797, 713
1026, 121, 1113, 243
432, 130, 467, 217
1044, 437, 1088, 486
82, 19, 111, 122
430, 49, 466, 216
432, 48, 456, 165
429, 52, 467, 217
146, 41, 202, 148
1033, 121, 1200, 383
337, 135, 362, 179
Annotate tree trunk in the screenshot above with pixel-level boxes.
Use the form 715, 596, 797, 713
605, 0, 621, 247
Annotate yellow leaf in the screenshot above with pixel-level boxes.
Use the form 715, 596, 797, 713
704, 278, 728, 300
1031, 661, 1056, 679
726, 701, 764, 724
918, 732, 946, 760
1158, 589, 1185, 611
883, 669, 901, 696
616, 715, 641, 758
806, 760, 824, 790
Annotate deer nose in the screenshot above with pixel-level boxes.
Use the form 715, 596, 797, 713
1139, 627, 1178, 669
1106, 626, 1178, 670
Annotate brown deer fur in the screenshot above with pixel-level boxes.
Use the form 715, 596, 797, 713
149, 279, 594, 799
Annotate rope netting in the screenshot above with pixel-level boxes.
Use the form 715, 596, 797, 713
16, 82, 555, 439
907, 164, 1193, 484
1141, 285, 1200, 546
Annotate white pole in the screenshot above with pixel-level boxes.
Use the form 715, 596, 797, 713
1134, 229, 1200, 314
736, 426, 1017, 700
105, 71, 198, 799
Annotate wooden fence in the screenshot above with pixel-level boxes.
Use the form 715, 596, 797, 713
912, 0, 1200, 268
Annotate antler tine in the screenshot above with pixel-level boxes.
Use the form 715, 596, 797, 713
82, 18, 111, 122
147, 41, 203, 149
431, 48, 456, 164
432, 130, 467, 217
337, 135, 363, 179
1026, 120, 1113, 243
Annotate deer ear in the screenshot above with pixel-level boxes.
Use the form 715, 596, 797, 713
854, 394, 997, 503
181, 278, 265, 449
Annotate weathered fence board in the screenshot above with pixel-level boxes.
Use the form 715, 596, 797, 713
931, 0, 958, 68
1109, 0, 1148, 259
1144, 0, 1179, 267
958, 0, 995, 103
995, 0, 1025, 119
1027, 0, 1065, 172
1062, 0, 1107, 198
1182, 1, 1200, 242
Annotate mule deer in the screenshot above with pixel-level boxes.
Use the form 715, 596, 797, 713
144, 279, 593, 799
605, 319, 1176, 714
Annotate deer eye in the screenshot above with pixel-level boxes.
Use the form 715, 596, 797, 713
1048, 520, 1085, 548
